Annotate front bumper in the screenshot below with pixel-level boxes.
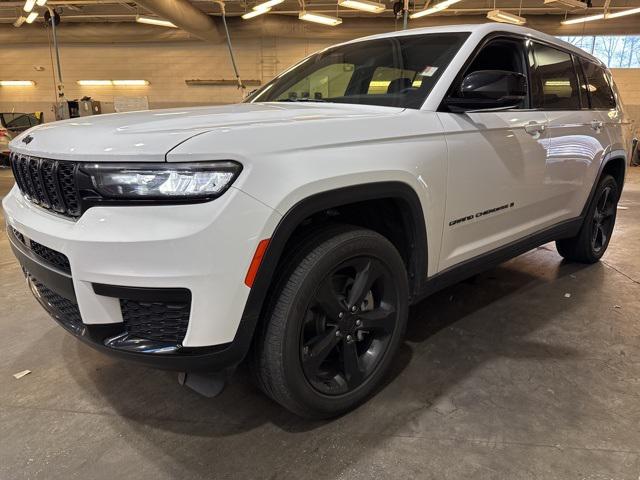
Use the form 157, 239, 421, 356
3, 185, 280, 371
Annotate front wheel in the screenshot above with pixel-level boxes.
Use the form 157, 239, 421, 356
556, 174, 619, 263
252, 226, 409, 419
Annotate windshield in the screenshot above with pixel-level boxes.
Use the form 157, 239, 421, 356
246, 33, 469, 109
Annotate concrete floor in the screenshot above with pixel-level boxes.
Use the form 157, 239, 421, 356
1, 166, 639, 480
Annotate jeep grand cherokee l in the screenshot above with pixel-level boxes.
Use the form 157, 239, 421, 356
3, 23, 634, 418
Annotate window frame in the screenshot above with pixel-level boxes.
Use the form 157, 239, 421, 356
439, 33, 532, 112
246, 32, 469, 110
574, 54, 592, 110
439, 32, 611, 113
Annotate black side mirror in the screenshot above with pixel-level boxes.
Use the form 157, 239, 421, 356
445, 70, 527, 112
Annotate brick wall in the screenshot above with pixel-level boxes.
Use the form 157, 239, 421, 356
0, 38, 332, 121
611, 69, 640, 136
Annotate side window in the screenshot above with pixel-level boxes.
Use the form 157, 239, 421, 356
461, 38, 528, 109
580, 59, 616, 110
530, 43, 581, 110
276, 63, 354, 101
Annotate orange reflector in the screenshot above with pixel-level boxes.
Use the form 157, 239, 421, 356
245, 239, 270, 288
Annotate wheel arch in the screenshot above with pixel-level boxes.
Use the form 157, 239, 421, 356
234, 181, 428, 361
581, 154, 627, 218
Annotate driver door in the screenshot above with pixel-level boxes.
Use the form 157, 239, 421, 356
437, 36, 550, 271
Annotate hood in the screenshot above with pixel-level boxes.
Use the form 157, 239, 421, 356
8, 102, 401, 162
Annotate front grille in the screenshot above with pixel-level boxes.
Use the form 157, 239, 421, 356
10, 153, 81, 218
26, 273, 83, 333
10, 226, 71, 274
121, 299, 191, 344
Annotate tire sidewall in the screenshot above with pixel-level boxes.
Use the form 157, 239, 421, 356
279, 231, 409, 417
584, 175, 618, 261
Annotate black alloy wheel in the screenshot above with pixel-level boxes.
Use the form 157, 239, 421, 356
252, 226, 409, 419
591, 184, 616, 254
556, 174, 619, 264
300, 256, 400, 396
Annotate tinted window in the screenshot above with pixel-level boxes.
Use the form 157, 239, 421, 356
460, 38, 528, 109
276, 63, 354, 101
367, 67, 421, 95
530, 43, 581, 110
28, 114, 42, 127
580, 59, 616, 109
4, 114, 31, 131
248, 33, 469, 109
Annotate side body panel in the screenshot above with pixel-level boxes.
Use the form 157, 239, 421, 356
604, 71, 633, 173
436, 111, 552, 270
543, 109, 609, 217
168, 109, 449, 278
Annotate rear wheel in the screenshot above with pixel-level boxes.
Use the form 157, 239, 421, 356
556, 174, 619, 263
252, 226, 408, 419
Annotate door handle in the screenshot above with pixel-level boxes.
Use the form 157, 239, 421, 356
524, 121, 547, 136
591, 120, 604, 131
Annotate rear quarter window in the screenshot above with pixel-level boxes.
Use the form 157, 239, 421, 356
580, 59, 616, 110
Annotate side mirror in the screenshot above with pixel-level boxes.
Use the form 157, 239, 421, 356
445, 70, 527, 112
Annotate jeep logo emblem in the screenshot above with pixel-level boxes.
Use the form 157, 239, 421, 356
22, 135, 34, 145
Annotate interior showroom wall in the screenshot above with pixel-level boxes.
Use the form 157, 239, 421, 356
1, 31, 639, 127
0, 37, 334, 118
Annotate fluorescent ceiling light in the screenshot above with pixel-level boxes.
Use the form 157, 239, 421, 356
560, 13, 604, 24
77, 80, 149, 86
242, 7, 270, 19
486, 9, 526, 25
544, 0, 587, 9
298, 11, 342, 26
36, 0, 47, 6
23, 0, 36, 12
410, 0, 460, 19
13, 15, 27, 27
0, 80, 36, 86
112, 80, 149, 86
606, 6, 640, 18
252, 0, 284, 10
338, 0, 385, 13
136, 15, 177, 28
77, 80, 112, 86
25, 11, 38, 23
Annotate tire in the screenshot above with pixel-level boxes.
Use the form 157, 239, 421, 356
556, 174, 619, 263
252, 225, 409, 419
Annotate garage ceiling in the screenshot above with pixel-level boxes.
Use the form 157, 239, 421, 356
1, 0, 640, 22
2, 0, 640, 41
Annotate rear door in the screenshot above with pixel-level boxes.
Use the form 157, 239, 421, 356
530, 42, 608, 221
437, 36, 550, 271
579, 57, 623, 171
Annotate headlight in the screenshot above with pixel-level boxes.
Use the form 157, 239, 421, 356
81, 161, 242, 200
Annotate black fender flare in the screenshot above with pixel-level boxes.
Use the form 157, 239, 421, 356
229, 181, 428, 364
580, 155, 627, 219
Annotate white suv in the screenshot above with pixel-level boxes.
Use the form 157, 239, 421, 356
3, 24, 634, 418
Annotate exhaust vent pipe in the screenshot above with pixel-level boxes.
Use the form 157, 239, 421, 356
133, 0, 224, 43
